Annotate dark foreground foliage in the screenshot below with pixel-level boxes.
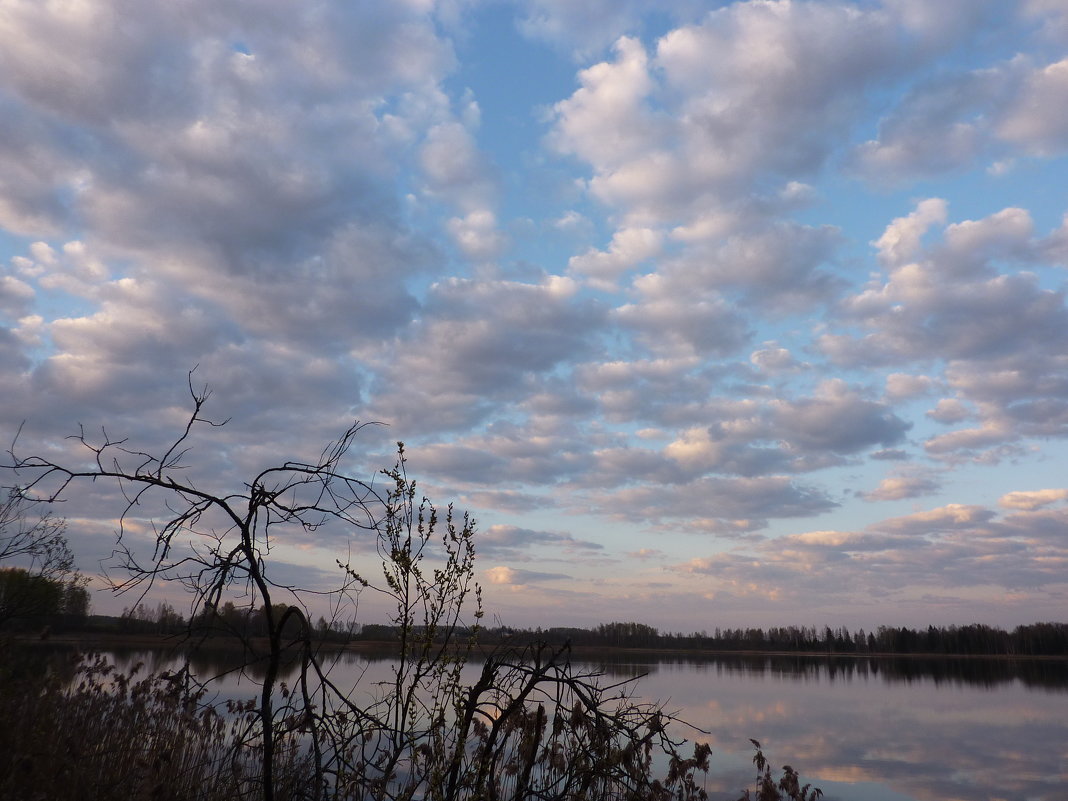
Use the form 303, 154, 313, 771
0, 650, 311, 801
0, 646, 822, 801
736, 741, 823, 801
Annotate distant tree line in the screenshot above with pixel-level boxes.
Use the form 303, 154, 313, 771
0, 566, 90, 631
46, 609, 1068, 658
490, 621, 1068, 657
358, 620, 1068, 658
103, 599, 358, 640
244, 616, 1068, 657
0, 490, 90, 633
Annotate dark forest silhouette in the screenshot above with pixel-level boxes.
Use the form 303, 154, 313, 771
74, 607, 1068, 658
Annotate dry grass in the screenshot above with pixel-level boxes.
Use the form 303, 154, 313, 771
0, 647, 311, 801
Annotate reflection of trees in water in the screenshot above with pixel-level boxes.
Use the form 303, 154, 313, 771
1, 643, 81, 686
181, 645, 669, 683
24, 642, 1068, 693
572, 661, 659, 680
635, 652, 1068, 690
875, 655, 1068, 690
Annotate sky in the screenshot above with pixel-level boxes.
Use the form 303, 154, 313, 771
2, 0, 1068, 632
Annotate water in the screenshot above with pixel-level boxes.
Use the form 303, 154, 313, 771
78, 647, 1068, 800
609, 655, 1068, 801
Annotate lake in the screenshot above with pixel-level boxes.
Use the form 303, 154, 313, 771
94, 646, 1068, 801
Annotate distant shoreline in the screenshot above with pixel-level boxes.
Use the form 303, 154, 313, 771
11, 631, 1068, 662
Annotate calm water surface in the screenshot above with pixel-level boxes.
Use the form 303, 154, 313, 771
97, 647, 1068, 801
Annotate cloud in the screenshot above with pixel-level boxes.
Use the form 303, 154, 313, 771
551, 210, 593, 237
484, 565, 569, 586
923, 423, 1014, 457
672, 499, 1068, 606
0, 0, 456, 248
0, 273, 35, 319
574, 375, 911, 482
587, 475, 837, 531
926, 398, 973, 424
548, 36, 660, 175
0, 0, 465, 435
550, 0, 987, 226
455, 490, 554, 514
873, 198, 948, 268
568, 226, 662, 288
365, 276, 605, 434
998, 58, 1068, 154
749, 344, 802, 374
854, 54, 1068, 181
0, 325, 31, 376
662, 427, 789, 478
851, 72, 1007, 180
998, 489, 1068, 510
862, 475, 943, 502
477, 524, 604, 559
884, 373, 938, 401
870, 449, 910, 461
1024, 0, 1068, 43
447, 210, 508, 262
831, 265, 1064, 365
0, 6, 508, 583
540, 0, 974, 347
0, 101, 80, 237
822, 200, 1068, 462
421, 120, 496, 207
769, 381, 911, 455
653, 221, 844, 312
874, 504, 997, 535
614, 274, 750, 358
